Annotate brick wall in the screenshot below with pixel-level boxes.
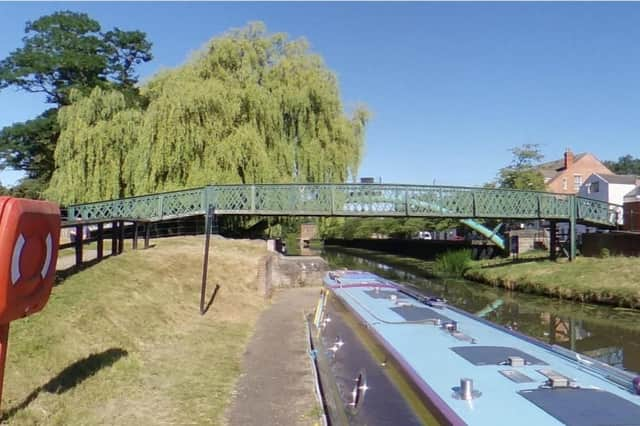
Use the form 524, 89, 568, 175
546, 154, 612, 194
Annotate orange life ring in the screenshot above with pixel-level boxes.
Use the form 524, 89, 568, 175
0, 197, 60, 323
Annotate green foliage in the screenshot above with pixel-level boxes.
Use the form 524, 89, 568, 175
0, 10, 153, 105
47, 23, 368, 204
433, 249, 472, 276
0, 11, 153, 194
9, 177, 48, 199
103, 28, 153, 88
498, 144, 546, 190
319, 217, 456, 239
604, 155, 640, 175
599, 247, 610, 258
0, 108, 58, 181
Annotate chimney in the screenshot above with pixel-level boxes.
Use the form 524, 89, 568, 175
564, 148, 574, 169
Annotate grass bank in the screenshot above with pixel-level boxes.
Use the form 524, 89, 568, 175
2, 236, 268, 425
465, 253, 640, 309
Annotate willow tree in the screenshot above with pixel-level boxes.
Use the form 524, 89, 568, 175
47, 22, 368, 204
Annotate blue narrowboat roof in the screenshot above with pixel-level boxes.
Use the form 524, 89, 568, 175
323, 270, 640, 426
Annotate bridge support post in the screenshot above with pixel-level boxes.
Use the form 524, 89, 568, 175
111, 221, 118, 255
549, 221, 557, 260
569, 197, 577, 261
97, 223, 104, 260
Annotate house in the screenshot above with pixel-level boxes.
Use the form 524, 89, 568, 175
537, 149, 613, 194
578, 173, 640, 205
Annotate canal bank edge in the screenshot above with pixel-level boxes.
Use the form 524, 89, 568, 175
464, 255, 640, 309
325, 246, 640, 310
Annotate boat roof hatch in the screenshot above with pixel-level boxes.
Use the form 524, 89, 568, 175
450, 346, 548, 366
390, 306, 451, 322
519, 388, 640, 426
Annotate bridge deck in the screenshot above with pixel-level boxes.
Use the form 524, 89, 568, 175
67, 184, 620, 228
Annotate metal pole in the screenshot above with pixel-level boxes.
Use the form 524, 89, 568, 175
200, 205, 215, 315
0, 323, 10, 407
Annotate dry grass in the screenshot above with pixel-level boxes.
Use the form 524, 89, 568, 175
466, 255, 640, 308
1, 236, 268, 425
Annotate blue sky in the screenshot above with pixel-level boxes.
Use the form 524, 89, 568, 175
1, 2, 639, 188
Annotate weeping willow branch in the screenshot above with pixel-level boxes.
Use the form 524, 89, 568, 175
47, 22, 369, 204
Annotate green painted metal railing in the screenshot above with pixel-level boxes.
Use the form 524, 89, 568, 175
66, 184, 621, 227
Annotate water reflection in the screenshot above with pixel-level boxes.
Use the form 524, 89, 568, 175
322, 248, 640, 374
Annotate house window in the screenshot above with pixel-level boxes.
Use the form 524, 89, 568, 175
573, 174, 582, 191
589, 181, 599, 193
562, 177, 568, 190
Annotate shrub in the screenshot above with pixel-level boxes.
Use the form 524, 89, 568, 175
599, 247, 610, 258
433, 249, 473, 276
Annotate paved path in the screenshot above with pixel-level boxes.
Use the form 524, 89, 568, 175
227, 287, 322, 426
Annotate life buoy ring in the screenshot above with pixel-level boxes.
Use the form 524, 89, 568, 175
0, 197, 60, 323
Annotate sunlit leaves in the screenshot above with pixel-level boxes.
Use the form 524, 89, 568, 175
47, 23, 368, 204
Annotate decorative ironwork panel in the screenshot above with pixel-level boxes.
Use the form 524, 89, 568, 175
577, 197, 619, 226
331, 185, 407, 216
160, 189, 205, 218
208, 185, 252, 213
253, 185, 333, 215
538, 193, 571, 219
406, 186, 473, 217
475, 189, 538, 218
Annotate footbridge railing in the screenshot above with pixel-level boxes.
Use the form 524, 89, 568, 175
67, 184, 620, 227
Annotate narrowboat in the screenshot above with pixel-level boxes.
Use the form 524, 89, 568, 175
308, 270, 640, 425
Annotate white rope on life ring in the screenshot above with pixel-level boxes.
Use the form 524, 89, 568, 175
10, 233, 53, 286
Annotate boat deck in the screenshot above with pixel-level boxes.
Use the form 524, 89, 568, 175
324, 270, 640, 426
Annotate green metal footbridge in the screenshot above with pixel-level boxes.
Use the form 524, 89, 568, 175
66, 183, 621, 259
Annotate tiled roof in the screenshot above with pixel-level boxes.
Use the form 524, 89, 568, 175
536, 153, 587, 179
598, 174, 639, 185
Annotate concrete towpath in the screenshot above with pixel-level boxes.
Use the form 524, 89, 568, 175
226, 287, 323, 426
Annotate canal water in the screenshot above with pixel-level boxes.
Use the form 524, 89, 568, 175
320, 247, 640, 374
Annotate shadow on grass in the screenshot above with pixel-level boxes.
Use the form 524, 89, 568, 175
54, 256, 113, 285
0, 348, 128, 421
202, 284, 221, 315
478, 256, 552, 269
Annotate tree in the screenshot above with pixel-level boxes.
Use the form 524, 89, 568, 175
0, 11, 152, 197
604, 155, 640, 175
47, 23, 369, 204
103, 28, 153, 89
498, 144, 546, 190
0, 109, 58, 180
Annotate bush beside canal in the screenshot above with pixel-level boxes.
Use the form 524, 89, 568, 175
465, 254, 640, 309
433, 249, 473, 276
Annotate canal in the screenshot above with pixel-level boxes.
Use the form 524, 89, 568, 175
319, 246, 640, 374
